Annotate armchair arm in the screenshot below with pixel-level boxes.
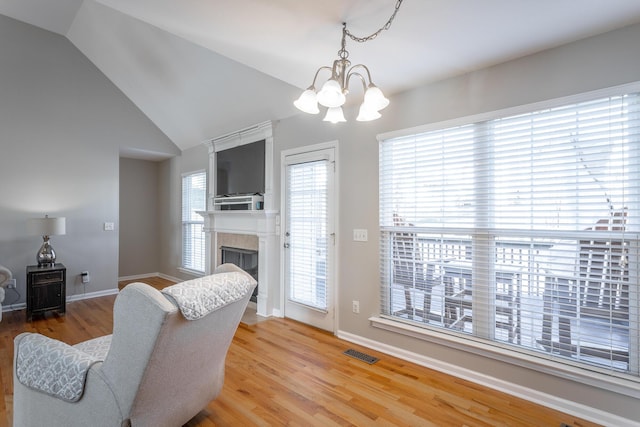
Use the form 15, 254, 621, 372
0, 264, 11, 287
15, 333, 100, 402
162, 267, 256, 320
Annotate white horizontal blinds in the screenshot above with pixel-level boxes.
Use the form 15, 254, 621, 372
287, 160, 328, 310
493, 95, 638, 231
182, 171, 206, 272
380, 230, 473, 322
492, 95, 640, 373
379, 125, 476, 229
380, 90, 640, 377
379, 125, 477, 323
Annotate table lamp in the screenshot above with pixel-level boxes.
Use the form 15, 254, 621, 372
28, 215, 66, 267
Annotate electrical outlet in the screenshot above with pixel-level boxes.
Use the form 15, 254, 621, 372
6, 278, 16, 289
353, 229, 368, 242
81, 271, 90, 284
104, 222, 115, 231
352, 300, 360, 314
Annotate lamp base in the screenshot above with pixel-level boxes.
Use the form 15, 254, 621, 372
36, 237, 56, 267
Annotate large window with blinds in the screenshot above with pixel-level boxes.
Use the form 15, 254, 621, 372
379, 89, 640, 381
182, 171, 206, 273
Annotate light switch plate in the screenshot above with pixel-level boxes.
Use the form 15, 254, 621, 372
353, 229, 368, 242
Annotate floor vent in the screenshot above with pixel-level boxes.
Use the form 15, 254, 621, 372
343, 349, 379, 364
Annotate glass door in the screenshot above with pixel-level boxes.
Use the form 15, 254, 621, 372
283, 146, 336, 332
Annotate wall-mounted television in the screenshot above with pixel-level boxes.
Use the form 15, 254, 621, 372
215, 139, 265, 197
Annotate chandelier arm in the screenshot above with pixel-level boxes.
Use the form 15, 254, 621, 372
344, 0, 403, 43
345, 71, 368, 94
347, 64, 373, 86
310, 66, 334, 87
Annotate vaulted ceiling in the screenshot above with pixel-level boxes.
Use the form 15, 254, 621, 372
3, 0, 640, 151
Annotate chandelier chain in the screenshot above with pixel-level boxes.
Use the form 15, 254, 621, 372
343, 0, 403, 44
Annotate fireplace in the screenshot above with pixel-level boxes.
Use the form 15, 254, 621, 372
221, 246, 258, 302
199, 121, 279, 318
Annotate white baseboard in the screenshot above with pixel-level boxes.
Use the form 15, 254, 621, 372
157, 273, 181, 283
2, 302, 25, 312
336, 329, 639, 427
117, 272, 180, 283
67, 288, 119, 302
2, 288, 120, 312
2, 273, 180, 313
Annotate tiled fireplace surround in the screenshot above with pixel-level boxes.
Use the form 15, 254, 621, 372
199, 121, 280, 317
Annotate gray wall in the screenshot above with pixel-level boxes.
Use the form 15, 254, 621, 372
158, 143, 208, 282
0, 15, 179, 302
272, 22, 640, 421
119, 158, 161, 277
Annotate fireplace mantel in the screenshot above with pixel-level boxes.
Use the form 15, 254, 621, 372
198, 121, 280, 318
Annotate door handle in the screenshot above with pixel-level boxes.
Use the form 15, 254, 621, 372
284, 243, 290, 248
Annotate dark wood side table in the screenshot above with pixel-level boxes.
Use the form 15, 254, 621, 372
26, 263, 66, 321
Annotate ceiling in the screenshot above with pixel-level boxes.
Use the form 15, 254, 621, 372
3, 0, 640, 153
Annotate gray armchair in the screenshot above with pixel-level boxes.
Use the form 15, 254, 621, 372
13, 263, 256, 427
0, 265, 10, 321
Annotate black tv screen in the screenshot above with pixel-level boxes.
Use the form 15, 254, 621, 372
215, 140, 265, 196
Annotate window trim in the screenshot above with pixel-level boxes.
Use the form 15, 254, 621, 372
375, 81, 640, 397
378, 82, 640, 143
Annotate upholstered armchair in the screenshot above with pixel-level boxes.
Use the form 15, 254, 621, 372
13, 263, 256, 427
0, 265, 11, 322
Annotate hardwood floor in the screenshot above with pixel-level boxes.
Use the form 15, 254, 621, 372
0, 277, 599, 426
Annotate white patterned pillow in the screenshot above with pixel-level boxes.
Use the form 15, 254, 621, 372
162, 271, 256, 320
16, 334, 100, 402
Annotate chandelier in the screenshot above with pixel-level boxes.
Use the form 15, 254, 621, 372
294, 0, 404, 123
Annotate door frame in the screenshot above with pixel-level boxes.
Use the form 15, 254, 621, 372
280, 140, 339, 333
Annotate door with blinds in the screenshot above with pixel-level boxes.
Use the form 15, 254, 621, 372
283, 146, 335, 332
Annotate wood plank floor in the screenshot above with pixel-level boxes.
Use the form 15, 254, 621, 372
0, 277, 599, 426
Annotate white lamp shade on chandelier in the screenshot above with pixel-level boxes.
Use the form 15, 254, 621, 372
323, 107, 346, 124
316, 79, 346, 108
363, 85, 390, 111
356, 103, 381, 122
293, 88, 319, 114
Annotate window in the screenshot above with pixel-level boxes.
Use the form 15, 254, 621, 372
379, 88, 640, 382
182, 171, 206, 272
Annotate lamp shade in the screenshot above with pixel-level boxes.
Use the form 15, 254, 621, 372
356, 103, 382, 122
28, 216, 66, 236
317, 79, 346, 108
294, 88, 320, 114
364, 85, 390, 111
323, 107, 346, 124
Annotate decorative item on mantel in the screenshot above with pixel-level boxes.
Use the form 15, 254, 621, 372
293, 0, 404, 123
27, 215, 66, 267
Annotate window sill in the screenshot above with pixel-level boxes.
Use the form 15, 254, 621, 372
369, 316, 640, 399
